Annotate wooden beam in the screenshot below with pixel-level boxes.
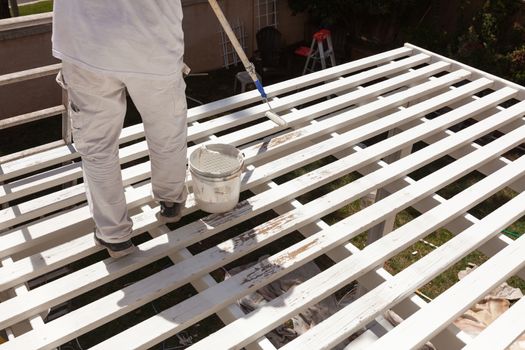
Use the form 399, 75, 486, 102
0, 106, 65, 130
367, 236, 525, 350
25, 116, 525, 350
192, 155, 525, 350
0, 64, 60, 86
0, 12, 52, 32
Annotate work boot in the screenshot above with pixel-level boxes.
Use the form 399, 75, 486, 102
157, 201, 183, 223
94, 231, 136, 258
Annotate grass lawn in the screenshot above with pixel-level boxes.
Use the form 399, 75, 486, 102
338, 177, 525, 300
17, 0, 53, 16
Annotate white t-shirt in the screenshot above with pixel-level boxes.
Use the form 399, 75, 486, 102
52, 0, 184, 79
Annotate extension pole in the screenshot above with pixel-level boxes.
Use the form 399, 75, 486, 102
208, 0, 287, 126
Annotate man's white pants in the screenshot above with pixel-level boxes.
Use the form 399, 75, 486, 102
59, 62, 188, 243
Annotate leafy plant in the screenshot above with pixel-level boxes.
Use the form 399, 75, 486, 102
287, 0, 415, 29
508, 45, 525, 84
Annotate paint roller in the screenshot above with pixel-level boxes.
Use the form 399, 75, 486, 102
208, 0, 288, 127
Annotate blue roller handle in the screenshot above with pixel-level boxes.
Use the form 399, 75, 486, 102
254, 80, 268, 99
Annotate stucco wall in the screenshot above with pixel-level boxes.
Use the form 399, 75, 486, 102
183, 0, 307, 72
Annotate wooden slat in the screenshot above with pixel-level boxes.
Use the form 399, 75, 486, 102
186, 46, 414, 122
0, 12, 52, 32
187, 53, 433, 140
0, 162, 147, 229
0, 68, 472, 259
0, 64, 61, 87
0, 48, 419, 182
1, 45, 524, 350
280, 192, 525, 350
0, 106, 65, 130
0, 59, 452, 209
0, 69, 478, 229
267, 146, 468, 350
246, 117, 466, 350
0, 75, 502, 288
190, 154, 525, 350
145, 221, 276, 350
0, 125, 473, 328
22, 116, 525, 350
407, 43, 525, 95
367, 237, 525, 350
0, 162, 81, 206
0, 140, 65, 164
253, 115, 469, 350
0, 140, 150, 206
217, 61, 453, 146
2, 95, 520, 329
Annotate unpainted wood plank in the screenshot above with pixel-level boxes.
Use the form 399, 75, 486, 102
0, 138, 149, 205
0, 161, 150, 230
0, 143, 79, 183
0, 257, 44, 339
0, 183, 152, 260
0, 162, 81, 206
0, 140, 65, 165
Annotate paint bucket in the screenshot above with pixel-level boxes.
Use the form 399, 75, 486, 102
189, 143, 244, 213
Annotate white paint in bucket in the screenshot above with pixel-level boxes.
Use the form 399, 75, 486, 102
189, 143, 244, 213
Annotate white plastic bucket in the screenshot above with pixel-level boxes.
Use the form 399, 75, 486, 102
189, 143, 244, 213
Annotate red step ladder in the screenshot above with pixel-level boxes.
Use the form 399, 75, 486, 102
295, 29, 336, 75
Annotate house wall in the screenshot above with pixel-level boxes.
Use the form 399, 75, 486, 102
0, 1, 308, 121
184, 0, 308, 72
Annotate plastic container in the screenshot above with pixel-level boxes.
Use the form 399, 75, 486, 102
189, 143, 244, 213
